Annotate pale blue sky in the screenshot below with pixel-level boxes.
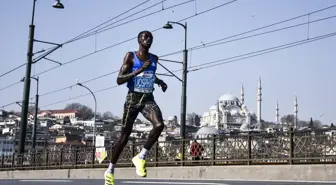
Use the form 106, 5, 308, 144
1, 0, 335, 124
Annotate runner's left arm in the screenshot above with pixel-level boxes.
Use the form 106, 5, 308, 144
153, 54, 167, 92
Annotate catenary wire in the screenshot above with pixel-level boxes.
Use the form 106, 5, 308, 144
3, 11, 334, 95
30, 1, 239, 99
0, 2, 334, 82
39, 85, 119, 108
0, 4, 334, 105
38, 31, 336, 108
4, 2, 335, 107
0, 0, 153, 79
34, 0, 193, 58
161, 31, 336, 75
33, 0, 236, 77
66, 0, 183, 43
0, 0, 202, 92
65, 0, 152, 43
0, 0, 237, 108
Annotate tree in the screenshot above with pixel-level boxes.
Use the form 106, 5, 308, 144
64, 103, 93, 120
28, 105, 39, 114
102, 111, 114, 120
280, 114, 294, 127
187, 112, 201, 126
194, 115, 201, 127
96, 112, 102, 119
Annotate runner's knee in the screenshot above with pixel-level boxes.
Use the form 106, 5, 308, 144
154, 121, 164, 131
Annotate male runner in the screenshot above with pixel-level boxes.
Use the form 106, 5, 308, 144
104, 30, 168, 185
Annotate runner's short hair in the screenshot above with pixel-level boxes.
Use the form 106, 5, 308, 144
138, 30, 152, 43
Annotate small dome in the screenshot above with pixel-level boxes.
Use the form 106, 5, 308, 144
219, 93, 239, 102
196, 126, 220, 136
167, 116, 175, 121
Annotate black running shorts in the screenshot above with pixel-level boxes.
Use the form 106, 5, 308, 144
121, 90, 163, 128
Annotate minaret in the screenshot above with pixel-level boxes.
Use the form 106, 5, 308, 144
294, 95, 298, 129
275, 101, 279, 124
257, 76, 262, 126
240, 82, 244, 105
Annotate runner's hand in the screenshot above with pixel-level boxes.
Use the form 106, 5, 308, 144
159, 81, 168, 92
141, 59, 151, 71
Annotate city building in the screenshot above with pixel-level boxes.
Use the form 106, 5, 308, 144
0, 136, 14, 156
33, 109, 79, 120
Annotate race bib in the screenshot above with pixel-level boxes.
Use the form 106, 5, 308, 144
133, 71, 155, 93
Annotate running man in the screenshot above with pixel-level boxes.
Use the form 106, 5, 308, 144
104, 30, 168, 185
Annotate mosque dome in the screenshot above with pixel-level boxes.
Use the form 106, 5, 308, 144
167, 116, 175, 121
195, 126, 220, 136
219, 93, 239, 102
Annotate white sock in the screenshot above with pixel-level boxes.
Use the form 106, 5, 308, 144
106, 163, 114, 174
138, 148, 149, 159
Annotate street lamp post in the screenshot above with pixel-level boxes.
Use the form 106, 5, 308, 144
76, 81, 97, 147
21, 76, 39, 150
163, 21, 188, 139
163, 21, 188, 166
19, 0, 64, 155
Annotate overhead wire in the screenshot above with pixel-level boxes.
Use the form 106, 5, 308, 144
163, 31, 336, 75
65, 0, 152, 44
38, 30, 336, 108
33, 0, 203, 77
66, 0, 180, 44
0, 0, 196, 90
6, 2, 336, 108
0, 0, 238, 108
1, 2, 334, 83
2, 2, 336, 107
0, 0, 153, 79
157, 4, 336, 58
19, 12, 336, 98
39, 85, 119, 108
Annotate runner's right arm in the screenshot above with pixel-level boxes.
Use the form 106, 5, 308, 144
116, 52, 151, 85
116, 52, 137, 85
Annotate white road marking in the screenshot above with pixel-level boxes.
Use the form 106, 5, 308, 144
121, 181, 229, 185
19, 180, 72, 182
123, 178, 336, 184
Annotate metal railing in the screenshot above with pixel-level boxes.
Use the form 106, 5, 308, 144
1, 128, 336, 171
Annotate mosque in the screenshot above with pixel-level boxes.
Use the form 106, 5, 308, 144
199, 77, 299, 132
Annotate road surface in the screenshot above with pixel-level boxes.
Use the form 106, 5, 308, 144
0, 179, 335, 185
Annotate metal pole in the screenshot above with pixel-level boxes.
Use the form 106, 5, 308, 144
32, 77, 39, 149
19, 0, 36, 155
77, 84, 97, 146
180, 22, 188, 139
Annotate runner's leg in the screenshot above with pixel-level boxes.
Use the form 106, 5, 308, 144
131, 94, 164, 177
141, 98, 165, 153
105, 92, 140, 185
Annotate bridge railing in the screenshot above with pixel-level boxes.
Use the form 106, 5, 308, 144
1, 128, 336, 171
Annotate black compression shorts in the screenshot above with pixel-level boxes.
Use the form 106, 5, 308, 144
121, 90, 163, 128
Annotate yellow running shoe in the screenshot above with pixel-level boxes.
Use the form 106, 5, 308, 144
132, 155, 147, 177
104, 171, 115, 185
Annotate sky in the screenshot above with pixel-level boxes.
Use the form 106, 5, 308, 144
1, 0, 335, 124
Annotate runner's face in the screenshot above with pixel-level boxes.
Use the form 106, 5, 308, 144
140, 32, 153, 48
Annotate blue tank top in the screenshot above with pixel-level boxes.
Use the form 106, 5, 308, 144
127, 51, 157, 93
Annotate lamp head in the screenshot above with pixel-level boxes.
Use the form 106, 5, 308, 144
163, 23, 173, 29
53, 0, 65, 9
